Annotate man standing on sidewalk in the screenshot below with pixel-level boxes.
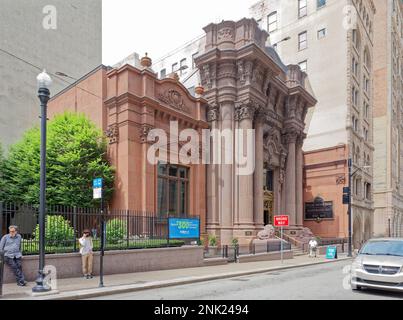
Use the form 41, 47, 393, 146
0, 226, 27, 286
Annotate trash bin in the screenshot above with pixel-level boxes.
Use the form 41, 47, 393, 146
0, 251, 4, 296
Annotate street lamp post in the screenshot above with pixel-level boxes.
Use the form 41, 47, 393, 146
348, 158, 353, 257
32, 70, 52, 293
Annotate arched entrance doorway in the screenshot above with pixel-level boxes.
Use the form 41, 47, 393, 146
263, 168, 274, 226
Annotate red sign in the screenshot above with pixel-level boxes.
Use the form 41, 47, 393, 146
274, 215, 289, 227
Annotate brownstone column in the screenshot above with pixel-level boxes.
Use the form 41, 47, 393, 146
219, 101, 234, 244
236, 103, 255, 229
206, 104, 220, 230
296, 135, 304, 227
254, 117, 264, 229
285, 132, 298, 226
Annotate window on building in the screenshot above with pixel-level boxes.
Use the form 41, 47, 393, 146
352, 29, 361, 50
157, 164, 189, 217
172, 63, 178, 73
365, 183, 372, 200
180, 58, 187, 76
299, 60, 307, 72
192, 52, 199, 69
352, 57, 359, 77
364, 102, 370, 119
299, 0, 307, 18
160, 69, 166, 79
317, 0, 326, 9
268, 12, 278, 33
298, 31, 307, 50
317, 28, 326, 39
352, 86, 359, 106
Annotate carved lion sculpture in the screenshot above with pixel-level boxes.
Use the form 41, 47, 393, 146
257, 225, 276, 240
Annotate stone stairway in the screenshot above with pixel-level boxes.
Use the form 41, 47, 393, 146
291, 244, 307, 257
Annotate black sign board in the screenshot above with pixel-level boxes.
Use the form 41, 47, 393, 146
305, 197, 334, 221
343, 187, 351, 205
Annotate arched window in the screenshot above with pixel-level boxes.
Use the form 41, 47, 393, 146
363, 47, 371, 69
352, 29, 361, 50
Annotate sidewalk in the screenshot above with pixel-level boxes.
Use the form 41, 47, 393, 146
1, 254, 351, 300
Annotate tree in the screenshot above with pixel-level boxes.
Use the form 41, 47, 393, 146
3, 113, 114, 207
0, 142, 5, 200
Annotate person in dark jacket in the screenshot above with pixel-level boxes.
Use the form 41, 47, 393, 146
0, 225, 27, 286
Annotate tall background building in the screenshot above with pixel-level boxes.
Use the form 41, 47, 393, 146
250, 0, 376, 247
373, 0, 403, 238
0, 0, 102, 150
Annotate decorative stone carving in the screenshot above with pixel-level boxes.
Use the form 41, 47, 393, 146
217, 62, 237, 80
217, 27, 234, 41
157, 89, 190, 114
140, 124, 155, 144
285, 95, 299, 119
201, 64, 211, 89
235, 100, 259, 122
105, 124, 119, 144
279, 151, 288, 185
252, 64, 264, 88
336, 175, 346, 185
237, 60, 246, 85
257, 225, 276, 240
207, 102, 220, 122
282, 130, 299, 145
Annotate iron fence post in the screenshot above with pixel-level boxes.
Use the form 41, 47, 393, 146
126, 210, 130, 249
0, 202, 3, 237
73, 206, 77, 252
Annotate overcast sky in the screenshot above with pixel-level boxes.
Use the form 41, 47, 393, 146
102, 0, 258, 66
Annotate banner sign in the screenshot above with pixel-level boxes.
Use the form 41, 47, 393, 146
168, 218, 200, 239
274, 215, 289, 227
326, 246, 338, 260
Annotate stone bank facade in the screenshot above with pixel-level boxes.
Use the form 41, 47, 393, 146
196, 19, 316, 245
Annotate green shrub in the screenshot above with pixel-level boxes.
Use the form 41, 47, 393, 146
208, 234, 217, 247
232, 238, 239, 247
106, 219, 127, 244
34, 215, 75, 247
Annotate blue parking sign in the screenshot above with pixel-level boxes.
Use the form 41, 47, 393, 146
93, 178, 103, 189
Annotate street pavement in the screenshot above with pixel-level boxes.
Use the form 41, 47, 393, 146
2, 254, 350, 300
90, 260, 403, 300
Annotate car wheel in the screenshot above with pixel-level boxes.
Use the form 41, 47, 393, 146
351, 285, 362, 291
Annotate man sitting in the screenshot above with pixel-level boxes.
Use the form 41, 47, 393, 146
0, 225, 27, 286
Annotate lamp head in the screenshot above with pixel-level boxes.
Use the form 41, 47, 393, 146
37, 70, 52, 90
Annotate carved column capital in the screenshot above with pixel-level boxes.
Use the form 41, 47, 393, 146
207, 102, 220, 122
105, 124, 119, 144
140, 124, 155, 144
282, 129, 299, 145
235, 99, 260, 122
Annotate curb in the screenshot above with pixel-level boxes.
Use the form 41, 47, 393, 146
14, 257, 352, 300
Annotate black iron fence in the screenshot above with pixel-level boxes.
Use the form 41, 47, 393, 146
0, 202, 197, 256
204, 242, 292, 262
